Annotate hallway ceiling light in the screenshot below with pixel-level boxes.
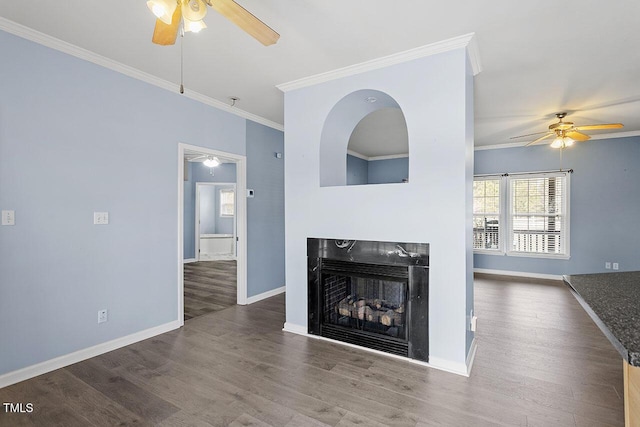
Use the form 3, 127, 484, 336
203, 156, 221, 167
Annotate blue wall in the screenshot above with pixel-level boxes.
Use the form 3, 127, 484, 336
0, 30, 284, 376
246, 121, 285, 297
368, 157, 408, 184
474, 136, 640, 275
347, 154, 368, 185
346, 155, 408, 185
183, 162, 236, 259
199, 185, 218, 234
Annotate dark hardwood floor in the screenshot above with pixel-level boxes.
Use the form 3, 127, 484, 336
0, 275, 624, 426
184, 260, 237, 320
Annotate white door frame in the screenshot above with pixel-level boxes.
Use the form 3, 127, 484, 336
195, 182, 237, 261
178, 143, 248, 326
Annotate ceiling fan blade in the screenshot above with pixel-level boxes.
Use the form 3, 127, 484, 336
152, 6, 182, 46
574, 123, 624, 131
565, 131, 591, 141
206, 0, 280, 46
525, 132, 554, 147
509, 130, 553, 140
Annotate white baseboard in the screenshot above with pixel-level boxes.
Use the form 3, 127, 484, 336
246, 286, 285, 304
0, 320, 181, 389
474, 268, 563, 281
282, 322, 308, 335
465, 338, 478, 376
282, 322, 469, 377
183, 258, 197, 264
427, 355, 471, 377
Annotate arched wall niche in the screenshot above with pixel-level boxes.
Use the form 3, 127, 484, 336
319, 89, 409, 187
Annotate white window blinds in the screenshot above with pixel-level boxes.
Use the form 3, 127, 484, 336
508, 173, 568, 256
473, 171, 570, 259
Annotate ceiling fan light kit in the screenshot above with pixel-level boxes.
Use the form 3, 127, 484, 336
550, 136, 574, 149
183, 17, 207, 33
146, 0, 177, 25
183, 0, 207, 21
511, 112, 624, 148
148, 0, 280, 46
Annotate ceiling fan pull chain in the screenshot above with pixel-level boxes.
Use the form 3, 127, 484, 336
180, 25, 185, 94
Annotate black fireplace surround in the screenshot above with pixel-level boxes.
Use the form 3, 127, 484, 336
308, 238, 429, 362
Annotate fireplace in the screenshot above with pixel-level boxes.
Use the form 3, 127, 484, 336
308, 238, 429, 362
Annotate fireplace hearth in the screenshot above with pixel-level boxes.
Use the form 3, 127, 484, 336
308, 238, 429, 362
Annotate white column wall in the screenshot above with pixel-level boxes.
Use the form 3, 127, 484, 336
284, 49, 474, 372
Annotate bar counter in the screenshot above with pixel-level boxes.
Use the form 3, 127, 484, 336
564, 271, 640, 427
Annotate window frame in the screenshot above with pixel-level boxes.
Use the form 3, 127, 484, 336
473, 171, 571, 260
219, 188, 235, 218
472, 176, 504, 254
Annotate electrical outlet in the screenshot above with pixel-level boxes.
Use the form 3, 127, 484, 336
605, 262, 611, 269
94, 212, 109, 225
613, 263, 619, 270
98, 309, 108, 324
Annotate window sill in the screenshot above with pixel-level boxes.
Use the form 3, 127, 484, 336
506, 251, 570, 260
473, 250, 503, 256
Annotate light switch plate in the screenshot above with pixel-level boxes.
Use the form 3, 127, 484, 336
2, 210, 15, 226
94, 212, 109, 225
247, 189, 255, 198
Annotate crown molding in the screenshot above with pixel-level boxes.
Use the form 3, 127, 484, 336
346, 150, 369, 160
0, 17, 284, 132
369, 153, 409, 161
277, 33, 482, 93
347, 150, 409, 161
475, 130, 640, 151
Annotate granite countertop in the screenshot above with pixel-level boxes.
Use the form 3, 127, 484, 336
563, 271, 640, 366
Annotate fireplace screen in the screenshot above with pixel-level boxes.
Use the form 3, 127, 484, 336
323, 274, 407, 340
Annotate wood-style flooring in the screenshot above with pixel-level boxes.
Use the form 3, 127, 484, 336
0, 275, 624, 426
184, 260, 237, 320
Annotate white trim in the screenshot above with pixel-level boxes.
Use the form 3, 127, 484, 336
179, 143, 248, 318
183, 258, 197, 264
277, 33, 481, 92
0, 320, 181, 389
347, 150, 409, 161
369, 153, 409, 161
246, 286, 286, 304
475, 141, 531, 151
475, 130, 640, 151
465, 338, 478, 376
346, 150, 369, 161
473, 268, 563, 281
0, 17, 283, 132
283, 322, 308, 336
589, 130, 640, 141
282, 323, 469, 377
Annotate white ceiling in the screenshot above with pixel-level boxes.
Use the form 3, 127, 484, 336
348, 108, 408, 158
2, 1, 639, 148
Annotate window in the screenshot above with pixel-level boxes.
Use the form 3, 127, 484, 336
473, 178, 501, 251
473, 172, 570, 259
220, 189, 235, 217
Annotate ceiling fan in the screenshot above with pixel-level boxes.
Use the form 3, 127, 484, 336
147, 0, 279, 46
511, 113, 623, 148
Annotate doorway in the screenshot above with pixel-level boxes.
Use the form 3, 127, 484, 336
178, 143, 248, 324
195, 182, 237, 261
